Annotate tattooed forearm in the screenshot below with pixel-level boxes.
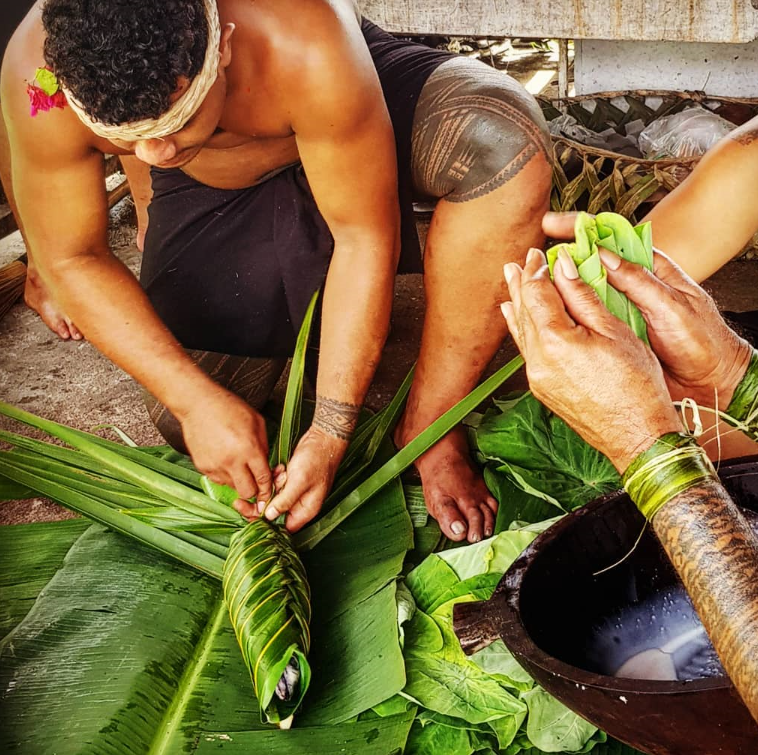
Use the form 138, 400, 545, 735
411, 56, 550, 203
313, 395, 361, 441
652, 479, 758, 719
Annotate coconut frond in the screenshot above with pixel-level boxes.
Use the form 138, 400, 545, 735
223, 519, 312, 727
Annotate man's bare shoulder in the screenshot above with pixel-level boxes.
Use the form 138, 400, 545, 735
2, 3, 98, 162
229, 0, 364, 72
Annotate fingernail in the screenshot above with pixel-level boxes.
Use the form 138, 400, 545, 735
599, 248, 621, 270
257, 500, 267, 514
503, 263, 516, 285
558, 248, 579, 280
451, 521, 465, 535
470, 533, 481, 543
485, 527, 493, 537
264, 505, 278, 520
526, 247, 542, 264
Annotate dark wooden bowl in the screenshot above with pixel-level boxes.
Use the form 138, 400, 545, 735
453, 462, 758, 755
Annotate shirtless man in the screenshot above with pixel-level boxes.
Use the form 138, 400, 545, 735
1, 0, 551, 541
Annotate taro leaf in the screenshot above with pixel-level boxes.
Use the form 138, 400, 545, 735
193, 709, 416, 754
437, 528, 536, 581
402, 604, 527, 735
471, 393, 620, 512
405, 556, 461, 614
545, 212, 653, 343
469, 639, 534, 692
522, 687, 599, 753
404, 719, 476, 755
485, 468, 557, 532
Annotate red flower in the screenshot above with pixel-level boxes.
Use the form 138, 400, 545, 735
27, 83, 67, 117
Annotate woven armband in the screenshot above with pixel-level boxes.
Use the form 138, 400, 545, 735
726, 348, 758, 441
622, 433, 716, 521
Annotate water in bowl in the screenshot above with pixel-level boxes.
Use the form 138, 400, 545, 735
583, 584, 725, 681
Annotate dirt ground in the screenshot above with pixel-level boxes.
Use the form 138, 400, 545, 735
1, 196, 757, 525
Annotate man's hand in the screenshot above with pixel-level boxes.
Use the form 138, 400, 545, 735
501, 247, 683, 473
598, 248, 752, 408
180, 390, 273, 506
252, 427, 347, 532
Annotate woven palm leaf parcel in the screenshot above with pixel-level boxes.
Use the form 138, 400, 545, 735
223, 517, 312, 728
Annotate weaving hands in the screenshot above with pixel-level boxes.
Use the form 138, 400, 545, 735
501, 242, 754, 471
502, 236, 758, 720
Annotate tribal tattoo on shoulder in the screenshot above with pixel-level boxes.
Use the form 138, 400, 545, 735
313, 395, 361, 441
411, 57, 550, 203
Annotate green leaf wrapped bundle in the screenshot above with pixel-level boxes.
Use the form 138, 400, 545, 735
546, 212, 654, 342
224, 518, 312, 728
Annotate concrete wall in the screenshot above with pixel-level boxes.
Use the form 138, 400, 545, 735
575, 39, 758, 97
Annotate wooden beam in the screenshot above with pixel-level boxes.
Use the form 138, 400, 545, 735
361, 0, 758, 43
557, 39, 570, 100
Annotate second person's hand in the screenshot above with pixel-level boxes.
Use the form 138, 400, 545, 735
502, 247, 683, 473
598, 248, 752, 408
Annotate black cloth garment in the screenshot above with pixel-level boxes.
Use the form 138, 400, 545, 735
140, 19, 453, 357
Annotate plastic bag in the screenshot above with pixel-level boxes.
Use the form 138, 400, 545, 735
548, 113, 642, 157
638, 106, 735, 159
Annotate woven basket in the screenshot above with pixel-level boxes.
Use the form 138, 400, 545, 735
539, 90, 758, 224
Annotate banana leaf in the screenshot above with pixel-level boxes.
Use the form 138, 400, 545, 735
0, 465, 412, 753
545, 212, 653, 343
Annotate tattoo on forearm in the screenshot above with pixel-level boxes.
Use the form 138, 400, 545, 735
411, 57, 550, 203
313, 395, 361, 441
652, 480, 758, 713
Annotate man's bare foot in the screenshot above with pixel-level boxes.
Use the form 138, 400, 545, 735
395, 422, 498, 543
24, 270, 83, 340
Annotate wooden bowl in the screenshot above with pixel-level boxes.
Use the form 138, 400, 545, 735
453, 462, 758, 755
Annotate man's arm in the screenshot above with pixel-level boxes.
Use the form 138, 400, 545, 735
644, 116, 758, 282
261, 5, 400, 529
1, 48, 273, 505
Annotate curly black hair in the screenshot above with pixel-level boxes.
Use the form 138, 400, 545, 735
42, 0, 209, 125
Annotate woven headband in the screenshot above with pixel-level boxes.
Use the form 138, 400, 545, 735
63, 0, 221, 141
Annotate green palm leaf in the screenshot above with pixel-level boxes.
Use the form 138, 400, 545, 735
223, 519, 312, 728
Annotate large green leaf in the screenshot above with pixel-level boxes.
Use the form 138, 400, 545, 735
193, 709, 415, 753
0, 524, 221, 754
0, 518, 89, 641
0, 456, 411, 752
471, 393, 621, 515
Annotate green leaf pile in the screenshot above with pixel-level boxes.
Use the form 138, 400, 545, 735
397, 528, 609, 754
468, 393, 621, 531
